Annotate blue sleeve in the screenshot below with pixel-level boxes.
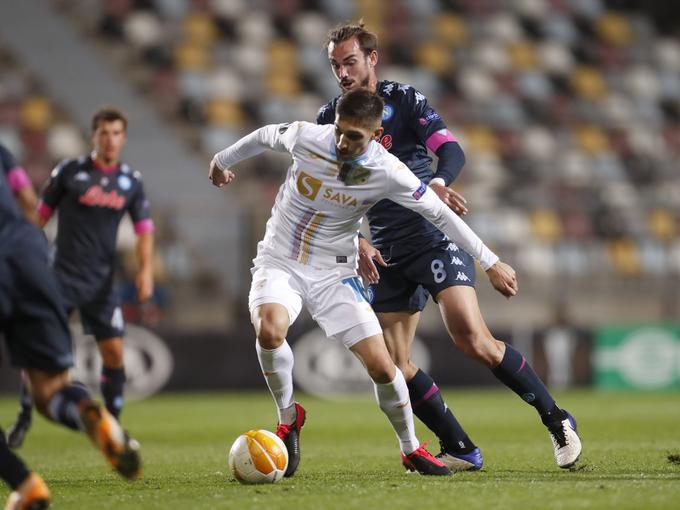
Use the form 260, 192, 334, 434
434, 141, 465, 185
0, 145, 18, 175
41, 160, 70, 209
128, 176, 152, 223
405, 87, 465, 185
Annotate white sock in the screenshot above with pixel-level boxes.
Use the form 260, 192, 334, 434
373, 368, 419, 455
256, 339, 296, 424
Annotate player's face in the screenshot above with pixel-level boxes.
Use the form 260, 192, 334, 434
334, 115, 383, 160
328, 37, 377, 92
92, 120, 127, 165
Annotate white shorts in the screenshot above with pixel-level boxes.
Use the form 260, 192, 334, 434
248, 254, 382, 349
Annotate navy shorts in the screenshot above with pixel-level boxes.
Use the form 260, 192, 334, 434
0, 230, 73, 371
370, 234, 476, 313
56, 275, 124, 341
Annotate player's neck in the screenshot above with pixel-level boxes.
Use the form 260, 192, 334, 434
368, 74, 378, 92
92, 153, 119, 173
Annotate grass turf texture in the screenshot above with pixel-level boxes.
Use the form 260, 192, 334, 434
1, 390, 679, 509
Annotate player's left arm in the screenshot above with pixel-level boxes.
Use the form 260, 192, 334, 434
129, 177, 155, 303
385, 164, 517, 297
1, 146, 40, 225
410, 91, 468, 215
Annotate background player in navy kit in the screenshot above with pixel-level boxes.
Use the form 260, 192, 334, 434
0, 144, 141, 509
0, 144, 39, 226
317, 23, 581, 470
8, 107, 155, 448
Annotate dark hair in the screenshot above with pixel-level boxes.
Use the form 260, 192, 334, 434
336, 88, 384, 125
325, 20, 378, 56
91, 107, 128, 132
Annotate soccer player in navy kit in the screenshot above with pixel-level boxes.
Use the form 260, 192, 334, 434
318, 23, 582, 470
0, 144, 141, 509
8, 107, 155, 448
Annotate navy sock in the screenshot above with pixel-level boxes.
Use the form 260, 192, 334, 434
101, 366, 125, 419
407, 369, 476, 454
18, 382, 33, 417
47, 383, 91, 431
0, 429, 31, 489
492, 343, 564, 419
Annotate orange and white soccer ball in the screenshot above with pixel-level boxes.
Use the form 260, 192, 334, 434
228, 429, 288, 484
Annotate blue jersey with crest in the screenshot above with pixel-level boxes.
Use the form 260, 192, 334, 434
40, 156, 152, 291
317, 80, 454, 247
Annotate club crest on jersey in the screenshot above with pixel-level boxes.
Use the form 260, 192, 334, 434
118, 175, 132, 191
79, 185, 125, 209
412, 182, 427, 200
296, 171, 322, 200
382, 104, 394, 121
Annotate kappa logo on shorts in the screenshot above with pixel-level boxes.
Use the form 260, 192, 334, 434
296, 171, 322, 200
450, 256, 464, 266
455, 271, 470, 282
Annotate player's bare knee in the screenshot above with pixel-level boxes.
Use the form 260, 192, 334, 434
28, 370, 69, 414
98, 338, 124, 368
256, 321, 286, 349
455, 332, 498, 367
366, 358, 395, 384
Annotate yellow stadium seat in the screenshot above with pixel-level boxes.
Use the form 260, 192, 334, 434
596, 12, 633, 47
268, 40, 299, 72
570, 66, 607, 100
265, 72, 301, 98
607, 238, 642, 276
174, 41, 211, 72
530, 208, 563, 243
415, 41, 454, 75
508, 41, 538, 70
463, 126, 499, 155
574, 125, 610, 154
182, 12, 218, 46
648, 208, 676, 242
204, 99, 244, 128
20, 97, 52, 131
434, 14, 468, 47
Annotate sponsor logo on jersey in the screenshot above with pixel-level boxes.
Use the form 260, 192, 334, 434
118, 175, 132, 191
79, 185, 125, 209
382, 104, 394, 121
296, 171, 322, 200
412, 182, 427, 200
322, 187, 359, 208
379, 134, 393, 150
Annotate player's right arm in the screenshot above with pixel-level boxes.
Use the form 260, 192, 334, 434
37, 160, 69, 227
209, 123, 301, 187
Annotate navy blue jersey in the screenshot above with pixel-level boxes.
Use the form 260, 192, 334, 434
317, 80, 463, 247
0, 144, 31, 253
39, 156, 152, 289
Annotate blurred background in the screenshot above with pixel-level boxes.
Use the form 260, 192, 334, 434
0, 0, 679, 396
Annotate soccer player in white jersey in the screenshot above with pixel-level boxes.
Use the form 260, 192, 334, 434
209, 88, 518, 477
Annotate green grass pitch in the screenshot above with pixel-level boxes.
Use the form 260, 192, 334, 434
1, 390, 679, 509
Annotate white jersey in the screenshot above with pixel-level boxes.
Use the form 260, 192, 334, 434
213, 121, 498, 270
